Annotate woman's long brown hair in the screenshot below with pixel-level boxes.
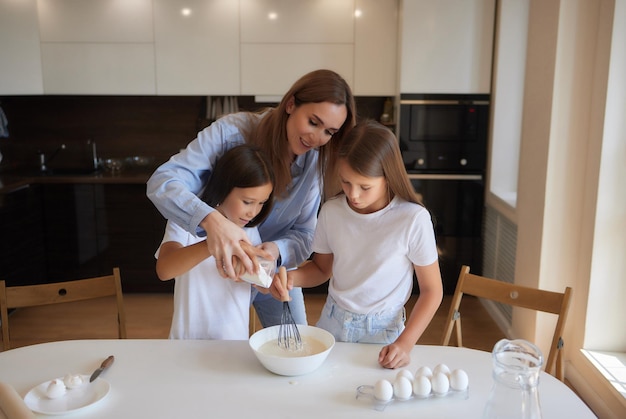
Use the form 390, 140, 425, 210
248, 69, 356, 198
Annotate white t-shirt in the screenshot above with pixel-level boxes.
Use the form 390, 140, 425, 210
155, 220, 262, 340
312, 195, 438, 315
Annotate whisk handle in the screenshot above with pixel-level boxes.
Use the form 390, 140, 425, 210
278, 266, 290, 302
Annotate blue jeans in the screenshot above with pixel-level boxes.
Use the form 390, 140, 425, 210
316, 296, 405, 344
250, 287, 307, 327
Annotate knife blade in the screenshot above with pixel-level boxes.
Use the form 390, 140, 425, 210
89, 355, 114, 382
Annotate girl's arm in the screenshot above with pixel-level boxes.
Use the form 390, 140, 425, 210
378, 261, 444, 369
155, 240, 210, 281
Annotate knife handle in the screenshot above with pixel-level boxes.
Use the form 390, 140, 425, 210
101, 355, 115, 369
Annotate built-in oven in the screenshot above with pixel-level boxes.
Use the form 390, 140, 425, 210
409, 173, 484, 294
400, 94, 490, 173
400, 94, 489, 294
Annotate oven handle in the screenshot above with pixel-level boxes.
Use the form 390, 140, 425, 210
407, 174, 483, 181
400, 99, 490, 106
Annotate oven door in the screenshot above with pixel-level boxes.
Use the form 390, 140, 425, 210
409, 173, 484, 294
399, 94, 489, 173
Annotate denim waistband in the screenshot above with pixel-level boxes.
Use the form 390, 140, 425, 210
325, 295, 406, 330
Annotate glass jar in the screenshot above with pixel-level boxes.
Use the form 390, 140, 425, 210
483, 339, 544, 419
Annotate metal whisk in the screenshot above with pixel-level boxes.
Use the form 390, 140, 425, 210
277, 266, 302, 350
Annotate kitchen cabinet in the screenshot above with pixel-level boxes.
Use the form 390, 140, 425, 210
153, 0, 240, 95
41, 183, 170, 293
94, 184, 170, 293
41, 184, 100, 281
3, 0, 400, 96
400, 0, 495, 94
239, 0, 398, 96
0, 184, 46, 286
240, 44, 354, 96
0, 0, 43, 94
354, 0, 398, 96
240, 0, 354, 95
36, 0, 156, 94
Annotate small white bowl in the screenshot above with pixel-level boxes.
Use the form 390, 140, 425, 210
249, 325, 335, 376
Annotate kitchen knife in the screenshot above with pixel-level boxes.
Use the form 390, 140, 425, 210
89, 355, 114, 382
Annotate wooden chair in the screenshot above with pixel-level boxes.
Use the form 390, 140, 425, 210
249, 306, 258, 337
0, 267, 127, 351
441, 265, 572, 381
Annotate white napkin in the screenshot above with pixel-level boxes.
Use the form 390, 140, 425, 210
0, 382, 35, 419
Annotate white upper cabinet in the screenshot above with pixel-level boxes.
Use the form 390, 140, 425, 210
153, 0, 240, 95
400, 0, 495, 94
37, 0, 156, 94
0, 0, 43, 94
240, 0, 355, 96
240, 0, 354, 43
37, 0, 153, 42
239, 0, 397, 96
354, 0, 398, 96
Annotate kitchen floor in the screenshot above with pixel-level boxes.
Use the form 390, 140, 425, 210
1, 293, 505, 352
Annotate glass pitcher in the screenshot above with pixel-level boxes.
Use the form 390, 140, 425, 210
483, 338, 543, 419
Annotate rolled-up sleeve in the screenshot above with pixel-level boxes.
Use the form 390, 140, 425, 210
146, 115, 249, 235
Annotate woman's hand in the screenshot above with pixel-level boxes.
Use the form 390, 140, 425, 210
200, 211, 256, 279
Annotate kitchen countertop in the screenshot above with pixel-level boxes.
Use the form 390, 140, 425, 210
0, 169, 155, 194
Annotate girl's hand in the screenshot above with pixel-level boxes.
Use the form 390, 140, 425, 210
231, 255, 247, 282
233, 243, 273, 284
257, 241, 280, 262
269, 267, 292, 302
378, 342, 412, 369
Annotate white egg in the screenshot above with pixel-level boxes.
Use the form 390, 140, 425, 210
449, 369, 469, 391
412, 374, 432, 398
431, 372, 450, 395
45, 379, 66, 399
396, 368, 415, 382
415, 365, 433, 378
433, 363, 451, 377
373, 379, 394, 402
393, 376, 413, 400
63, 373, 85, 389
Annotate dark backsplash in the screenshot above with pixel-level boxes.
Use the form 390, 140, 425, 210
0, 95, 389, 173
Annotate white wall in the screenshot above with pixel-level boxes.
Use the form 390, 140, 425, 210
486, 0, 625, 416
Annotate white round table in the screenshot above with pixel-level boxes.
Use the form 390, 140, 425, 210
0, 339, 596, 418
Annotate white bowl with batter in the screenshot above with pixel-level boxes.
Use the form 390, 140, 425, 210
249, 325, 335, 376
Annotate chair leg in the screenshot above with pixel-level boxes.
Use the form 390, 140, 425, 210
455, 317, 463, 347
556, 350, 564, 381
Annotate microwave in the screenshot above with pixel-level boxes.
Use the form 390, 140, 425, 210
399, 94, 490, 173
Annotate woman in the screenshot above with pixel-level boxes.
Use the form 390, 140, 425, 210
147, 69, 356, 327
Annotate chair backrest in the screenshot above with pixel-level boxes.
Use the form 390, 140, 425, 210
0, 267, 127, 351
441, 265, 572, 381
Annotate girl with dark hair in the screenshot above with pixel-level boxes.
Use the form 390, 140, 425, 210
147, 69, 356, 327
271, 120, 443, 368
155, 145, 275, 339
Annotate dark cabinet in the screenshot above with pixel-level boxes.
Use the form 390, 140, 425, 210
94, 184, 171, 293
41, 183, 171, 292
42, 183, 100, 281
0, 184, 47, 286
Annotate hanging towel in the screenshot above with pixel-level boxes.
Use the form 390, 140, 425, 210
0, 106, 8, 138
